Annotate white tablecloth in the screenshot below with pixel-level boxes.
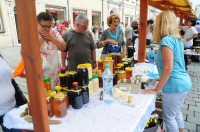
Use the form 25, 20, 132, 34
4, 91, 156, 132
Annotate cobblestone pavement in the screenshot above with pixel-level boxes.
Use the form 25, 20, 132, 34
0, 46, 200, 132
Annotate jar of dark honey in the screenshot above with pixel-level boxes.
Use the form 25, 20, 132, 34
59, 73, 67, 87
77, 65, 89, 86
71, 82, 83, 109
82, 86, 89, 104
67, 71, 77, 88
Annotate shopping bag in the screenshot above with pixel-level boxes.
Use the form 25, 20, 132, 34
12, 79, 27, 106
13, 58, 26, 78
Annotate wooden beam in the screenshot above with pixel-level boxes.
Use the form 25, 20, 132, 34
15, 0, 50, 132
138, 0, 148, 62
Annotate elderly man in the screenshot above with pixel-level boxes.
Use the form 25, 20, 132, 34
61, 14, 96, 71
125, 19, 139, 57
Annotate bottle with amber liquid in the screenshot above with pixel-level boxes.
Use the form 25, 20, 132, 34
71, 82, 83, 109
125, 67, 132, 79
52, 92, 67, 118
46, 91, 54, 117
44, 77, 51, 91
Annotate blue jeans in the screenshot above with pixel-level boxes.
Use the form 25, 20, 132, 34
0, 114, 22, 132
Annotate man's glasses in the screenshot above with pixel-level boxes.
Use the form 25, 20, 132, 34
39, 23, 52, 29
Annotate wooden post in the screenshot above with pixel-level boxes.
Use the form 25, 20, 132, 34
15, 0, 50, 132
138, 0, 148, 62
180, 14, 183, 25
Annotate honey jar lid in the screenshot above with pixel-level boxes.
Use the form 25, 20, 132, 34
117, 63, 124, 67
98, 59, 103, 62
125, 67, 132, 71
84, 63, 92, 68
118, 70, 125, 73
59, 73, 67, 77
67, 71, 77, 75
77, 64, 87, 69
54, 92, 65, 99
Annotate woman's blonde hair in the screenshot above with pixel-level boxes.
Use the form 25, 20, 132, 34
153, 10, 181, 44
107, 13, 120, 27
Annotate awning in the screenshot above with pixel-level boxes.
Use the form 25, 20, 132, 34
148, 0, 197, 19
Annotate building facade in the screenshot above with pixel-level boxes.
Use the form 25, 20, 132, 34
0, 0, 159, 47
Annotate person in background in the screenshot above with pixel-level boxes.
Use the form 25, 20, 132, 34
125, 19, 139, 58
146, 19, 154, 45
97, 13, 126, 59
61, 14, 96, 71
21, 12, 66, 90
98, 23, 103, 39
181, 19, 198, 48
143, 10, 192, 132
0, 51, 22, 132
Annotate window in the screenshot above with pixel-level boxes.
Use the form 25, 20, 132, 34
0, 7, 5, 33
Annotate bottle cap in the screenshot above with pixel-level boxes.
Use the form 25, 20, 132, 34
72, 82, 78, 86
106, 64, 110, 68
44, 77, 51, 82
60, 67, 66, 73
84, 63, 92, 68
151, 47, 154, 50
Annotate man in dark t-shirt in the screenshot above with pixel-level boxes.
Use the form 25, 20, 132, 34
61, 14, 96, 71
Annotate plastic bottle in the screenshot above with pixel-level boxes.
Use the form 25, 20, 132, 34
148, 48, 155, 73
102, 64, 113, 104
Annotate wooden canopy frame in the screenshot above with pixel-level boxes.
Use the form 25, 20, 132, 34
14, 0, 196, 131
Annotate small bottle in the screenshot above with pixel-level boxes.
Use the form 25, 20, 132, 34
93, 75, 99, 92
71, 82, 83, 109
44, 77, 51, 91
102, 64, 113, 104
88, 78, 94, 94
148, 48, 155, 73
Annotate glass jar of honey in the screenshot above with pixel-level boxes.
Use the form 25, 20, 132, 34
67, 71, 77, 89
117, 70, 126, 82
77, 65, 89, 86
44, 77, 51, 91
46, 95, 54, 117
82, 86, 89, 104
125, 67, 132, 79
117, 53, 122, 63
59, 73, 67, 87
116, 63, 124, 70
103, 60, 114, 73
53, 92, 67, 118
71, 82, 83, 109
97, 59, 103, 71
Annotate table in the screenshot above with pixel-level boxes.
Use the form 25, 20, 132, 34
3, 92, 156, 132
184, 49, 200, 62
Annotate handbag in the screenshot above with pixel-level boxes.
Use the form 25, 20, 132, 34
107, 42, 122, 53
12, 79, 28, 106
